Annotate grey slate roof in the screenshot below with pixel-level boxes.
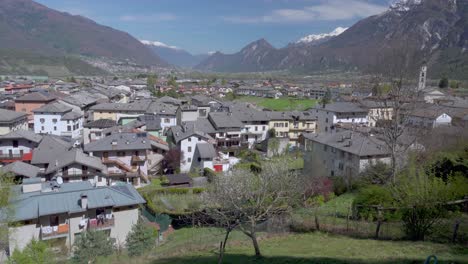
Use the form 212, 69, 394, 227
32, 101, 72, 114
44, 149, 106, 174
208, 112, 243, 130
10, 182, 145, 221
137, 115, 162, 131
303, 131, 389, 157
0, 129, 43, 143
83, 119, 117, 129
168, 121, 214, 144
196, 143, 217, 159
31, 135, 72, 165
315, 102, 368, 113
15, 92, 56, 102
1, 161, 40, 178
84, 132, 151, 152
62, 111, 83, 120
0, 109, 28, 124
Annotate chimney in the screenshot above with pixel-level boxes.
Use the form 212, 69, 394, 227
80, 193, 88, 209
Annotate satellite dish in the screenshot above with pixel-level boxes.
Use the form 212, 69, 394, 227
56, 177, 63, 185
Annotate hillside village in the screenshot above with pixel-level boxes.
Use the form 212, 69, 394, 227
0, 66, 467, 260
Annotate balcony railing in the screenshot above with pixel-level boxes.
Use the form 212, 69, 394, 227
88, 216, 115, 230
0, 152, 33, 162
41, 224, 69, 240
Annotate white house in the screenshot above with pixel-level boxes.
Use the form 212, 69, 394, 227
33, 101, 83, 139
314, 102, 369, 133
406, 106, 452, 128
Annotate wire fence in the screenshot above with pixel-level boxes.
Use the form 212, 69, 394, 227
291, 206, 468, 244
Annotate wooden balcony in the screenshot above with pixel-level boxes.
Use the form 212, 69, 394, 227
0, 152, 33, 163
41, 224, 69, 240
88, 216, 115, 230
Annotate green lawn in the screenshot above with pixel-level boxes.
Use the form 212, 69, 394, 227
236, 96, 318, 111
97, 228, 468, 264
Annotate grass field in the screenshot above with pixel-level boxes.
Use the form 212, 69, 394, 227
97, 228, 468, 264
236, 96, 318, 111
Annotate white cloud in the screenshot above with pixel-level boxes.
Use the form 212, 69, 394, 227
223, 0, 387, 24
120, 13, 177, 22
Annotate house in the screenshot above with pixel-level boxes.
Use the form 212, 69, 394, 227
0, 161, 41, 182
0, 130, 42, 164
176, 105, 200, 124
288, 112, 317, 145
31, 135, 73, 173
83, 119, 117, 145
84, 132, 152, 186
358, 100, 393, 127
228, 107, 270, 148
7, 180, 145, 253
41, 148, 107, 186
0, 109, 28, 136
32, 102, 83, 139
14, 92, 56, 127
267, 112, 293, 138
406, 105, 452, 128
314, 102, 369, 133
166, 123, 215, 173
420, 88, 446, 104
207, 112, 245, 155
301, 131, 390, 181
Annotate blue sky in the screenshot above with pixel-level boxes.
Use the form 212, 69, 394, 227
35, 0, 394, 55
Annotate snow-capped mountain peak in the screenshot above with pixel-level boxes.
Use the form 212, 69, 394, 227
296, 27, 348, 44
140, 40, 179, 50
389, 0, 422, 12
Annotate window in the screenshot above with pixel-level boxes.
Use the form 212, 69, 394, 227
98, 177, 103, 182
188, 137, 191, 142
67, 126, 71, 131
40, 118, 45, 123
188, 146, 192, 152
187, 157, 192, 162
54, 126, 57, 131
13, 140, 18, 148
164, 118, 170, 123
117, 151, 125, 157
82, 176, 89, 181
255, 126, 258, 131
325, 118, 328, 123
41, 126, 44, 131
263, 126, 266, 131
52, 119, 57, 123
323, 145, 328, 151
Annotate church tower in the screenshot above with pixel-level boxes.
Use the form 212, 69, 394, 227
418, 65, 427, 91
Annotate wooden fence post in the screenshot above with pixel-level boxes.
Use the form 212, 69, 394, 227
346, 206, 351, 232
375, 206, 382, 239
452, 219, 460, 243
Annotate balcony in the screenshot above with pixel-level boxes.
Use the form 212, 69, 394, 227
0, 152, 33, 163
88, 216, 115, 230
41, 224, 69, 240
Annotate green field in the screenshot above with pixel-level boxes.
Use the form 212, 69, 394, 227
97, 228, 468, 264
236, 96, 318, 111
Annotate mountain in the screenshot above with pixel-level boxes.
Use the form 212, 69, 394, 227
196, 0, 468, 79
0, 0, 168, 71
195, 39, 284, 72
295, 27, 348, 46
141, 40, 209, 68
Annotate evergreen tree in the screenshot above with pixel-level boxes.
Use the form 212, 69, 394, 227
321, 88, 332, 107
72, 230, 116, 263
438, 77, 449, 88
126, 219, 156, 256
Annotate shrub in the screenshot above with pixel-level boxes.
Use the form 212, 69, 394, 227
353, 185, 397, 221
72, 230, 116, 263
8, 239, 49, 264
203, 168, 217, 182
126, 218, 157, 256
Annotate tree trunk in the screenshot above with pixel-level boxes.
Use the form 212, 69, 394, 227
218, 228, 232, 264
250, 231, 261, 257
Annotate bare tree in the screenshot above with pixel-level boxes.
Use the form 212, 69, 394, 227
203, 157, 303, 258
370, 42, 425, 183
